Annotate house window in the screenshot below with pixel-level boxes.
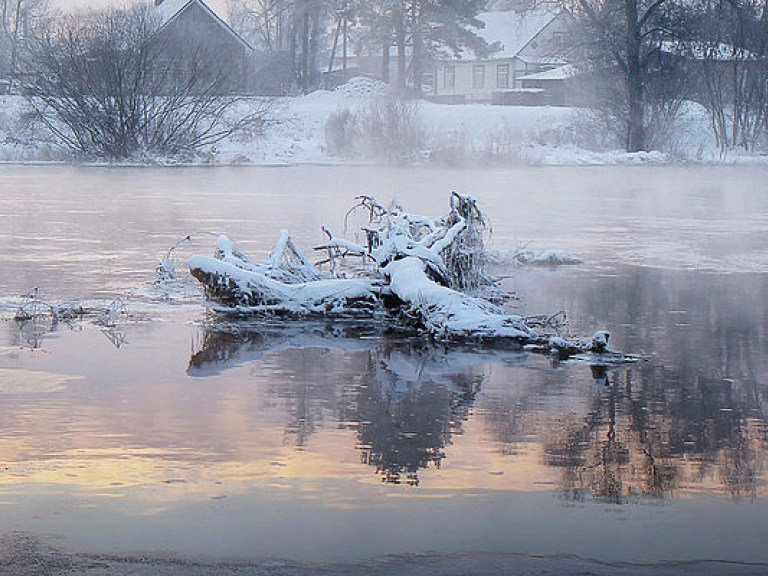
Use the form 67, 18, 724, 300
443, 65, 456, 89
472, 65, 485, 89
553, 32, 565, 51
422, 72, 435, 94
497, 64, 510, 89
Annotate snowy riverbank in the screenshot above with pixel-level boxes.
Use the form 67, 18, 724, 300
1, 77, 766, 166
0, 532, 760, 576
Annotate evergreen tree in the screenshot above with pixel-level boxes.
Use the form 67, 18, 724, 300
355, 0, 491, 96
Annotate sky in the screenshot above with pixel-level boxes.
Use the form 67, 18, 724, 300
51, 0, 228, 16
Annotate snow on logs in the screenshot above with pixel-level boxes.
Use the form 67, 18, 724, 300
187, 194, 636, 362
382, 256, 532, 343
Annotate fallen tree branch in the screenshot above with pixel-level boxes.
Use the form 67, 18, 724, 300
189, 255, 381, 316
383, 256, 532, 344
187, 193, 637, 363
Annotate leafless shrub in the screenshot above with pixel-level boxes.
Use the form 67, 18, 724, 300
324, 97, 427, 164
324, 107, 355, 157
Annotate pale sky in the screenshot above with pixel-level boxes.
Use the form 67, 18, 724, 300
51, 0, 229, 16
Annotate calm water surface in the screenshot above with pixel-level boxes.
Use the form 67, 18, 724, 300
0, 165, 767, 570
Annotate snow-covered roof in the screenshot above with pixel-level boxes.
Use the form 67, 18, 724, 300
476, 10, 560, 59
660, 40, 756, 61
517, 64, 577, 81
155, 0, 252, 51
156, 0, 192, 26
516, 55, 566, 66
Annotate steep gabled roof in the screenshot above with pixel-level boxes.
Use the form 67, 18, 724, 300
517, 63, 577, 81
156, 0, 253, 52
475, 9, 560, 59
156, 0, 191, 25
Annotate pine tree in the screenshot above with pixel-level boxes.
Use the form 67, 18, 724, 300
355, 0, 490, 96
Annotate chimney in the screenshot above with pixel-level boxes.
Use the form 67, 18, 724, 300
155, 0, 165, 5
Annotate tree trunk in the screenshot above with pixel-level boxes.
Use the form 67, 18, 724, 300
393, 7, 406, 94
328, 17, 342, 74
289, 17, 298, 88
1, 0, 9, 35
342, 13, 347, 77
410, 4, 423, 99
382, 39, 390, 83
9, 0, 22, 90
309, 2, 319, 90
624, 0, 645, 152
300, 5, 309, 93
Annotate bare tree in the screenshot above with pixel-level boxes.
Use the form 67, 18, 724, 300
692, 0, 768, 152
23, 5, 270, 160
228, 0, 288, 51
0, 0, 48, 88
574, 0, 685, 151
228, 0, 331, 94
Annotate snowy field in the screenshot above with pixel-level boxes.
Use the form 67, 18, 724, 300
1, 77, 761, 166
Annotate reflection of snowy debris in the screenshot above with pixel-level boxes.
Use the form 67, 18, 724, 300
95, 300, 130, 347
14, 287, 85, 322
3, 288, 186, 351
101, 327, 127, 348
375, 344, 485, 402
96, 299, 128, 328
7, 288, 87, 350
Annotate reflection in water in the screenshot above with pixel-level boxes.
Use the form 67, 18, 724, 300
507, 266, 768, 503
354, 345, 482, 485
11, 317, 55, 349
1, 264, 768, 567
4, 166, 768, 564
3, 263, 767, 504
190, 324, 485, 484
187, 306, 768, 498
544, 366, 767, 503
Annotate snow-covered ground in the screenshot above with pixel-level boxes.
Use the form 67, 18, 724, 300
1, 76, 765, 165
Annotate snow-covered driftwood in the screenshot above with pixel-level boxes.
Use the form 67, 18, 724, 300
188, 253, 380, 315
187, 193, 636, 362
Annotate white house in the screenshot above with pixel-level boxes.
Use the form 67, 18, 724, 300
426, 9, 574, 104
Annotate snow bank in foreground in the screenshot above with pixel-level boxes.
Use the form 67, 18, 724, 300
1, 77, 764, 165
3, 531, 759, 575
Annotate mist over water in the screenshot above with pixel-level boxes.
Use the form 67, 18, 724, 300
0, 164, 767, 571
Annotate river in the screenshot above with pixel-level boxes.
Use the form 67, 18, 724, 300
0, 164, 766, 574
